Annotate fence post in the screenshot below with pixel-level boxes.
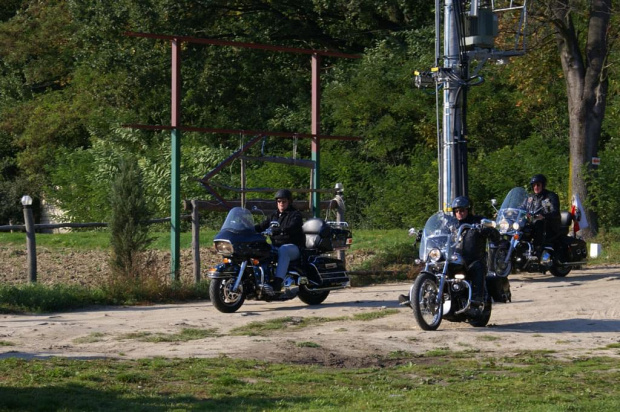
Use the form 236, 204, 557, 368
191, 200, 201, 284
21, 195, 37, 283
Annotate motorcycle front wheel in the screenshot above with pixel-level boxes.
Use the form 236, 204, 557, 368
298, 285, 330, 305
209, 278, 246, 313
493, 246, 512, 277
411, 272, 443, 331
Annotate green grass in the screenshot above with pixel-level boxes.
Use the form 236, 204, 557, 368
118, 328, 220, 343
0, 354, 619, 410
0, 230, 219, 251
229, 310, 399, 336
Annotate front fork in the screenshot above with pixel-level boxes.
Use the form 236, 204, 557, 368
232, 260, 248, 292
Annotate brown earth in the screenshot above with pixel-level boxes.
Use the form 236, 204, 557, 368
1, 246, 619, 366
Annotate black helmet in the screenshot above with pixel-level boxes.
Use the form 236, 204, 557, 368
451, 196, 471, 210
530, 174, 547, 188
274, 189, 293, 201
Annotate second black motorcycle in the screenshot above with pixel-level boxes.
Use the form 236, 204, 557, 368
403, 211, 511, 331
207, 207, 352, 313
489, 187, 588, 278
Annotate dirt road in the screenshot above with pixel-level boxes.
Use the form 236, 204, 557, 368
2, 266, 620, 366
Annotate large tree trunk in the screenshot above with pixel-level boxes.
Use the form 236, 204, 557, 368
550, 0, 611, 238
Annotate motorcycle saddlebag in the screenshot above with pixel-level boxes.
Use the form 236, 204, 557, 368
306, 255, 349, 286
486, 274, 511, 303
557, 235, 588, 263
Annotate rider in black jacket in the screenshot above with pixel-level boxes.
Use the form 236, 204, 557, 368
524, 174, 561, 256
452, 196, 499, 304
255, 189, 305, 291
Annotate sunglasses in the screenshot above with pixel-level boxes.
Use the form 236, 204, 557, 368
276, 199, 289, 203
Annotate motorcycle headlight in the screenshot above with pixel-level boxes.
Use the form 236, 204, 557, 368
499, 219, 510, 232
512, 222, 520, 230
428, 248, 442, 262
214, 240, 234, 255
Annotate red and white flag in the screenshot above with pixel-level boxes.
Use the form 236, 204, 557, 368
571, 194, 588, 233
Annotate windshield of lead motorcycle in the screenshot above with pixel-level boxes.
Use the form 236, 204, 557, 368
496, 187, 528, 233
221, 207, 257, 233
419, 212, 458, 261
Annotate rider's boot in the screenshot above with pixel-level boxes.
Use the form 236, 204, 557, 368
398, 294, 411, 306
271, 277, 283, 292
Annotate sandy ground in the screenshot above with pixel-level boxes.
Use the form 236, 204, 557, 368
2, 266, 620, 366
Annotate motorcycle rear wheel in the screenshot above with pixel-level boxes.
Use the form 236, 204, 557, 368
411, 272, 443, 331
549, 264, 571, 277
209, 278, 246, 313
298, 285, 330, 305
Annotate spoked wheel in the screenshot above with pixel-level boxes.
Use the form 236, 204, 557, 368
411, 272, 443, 331
298, 285, 330, 305
469, 298, 492, 327
493, 246, 512, 277
209, 278, 246, 313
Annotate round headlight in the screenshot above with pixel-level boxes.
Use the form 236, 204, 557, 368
428, 248, 442, 262
512, 222, 520, 230
214, 240, 234, 255
499, 220, 510, 232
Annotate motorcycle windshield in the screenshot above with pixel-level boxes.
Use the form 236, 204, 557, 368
497, 187, 528, 222
220, 207, 257, 233
419, 211, 458, 261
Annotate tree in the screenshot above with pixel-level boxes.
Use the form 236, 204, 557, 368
108, 157, 152, 277
536, 0, 615, 236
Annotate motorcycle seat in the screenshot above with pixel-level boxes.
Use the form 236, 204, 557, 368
559, 211, 572, 236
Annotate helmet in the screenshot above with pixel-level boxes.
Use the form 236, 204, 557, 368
274, 189, 293, 201
530, 174, 547, 188
451, 196, 471, 210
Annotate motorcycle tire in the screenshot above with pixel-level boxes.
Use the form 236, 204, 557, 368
298, 285, 330, 305
411, 272, 443, 331
209, 278, 246, 313
493, 246, 512, 277
469, 299, 492, 327
549, 264, 571, 277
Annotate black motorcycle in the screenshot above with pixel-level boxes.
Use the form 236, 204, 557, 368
207, 207, 352, 313
489, 187, 587, 277
402, 212, 511, 331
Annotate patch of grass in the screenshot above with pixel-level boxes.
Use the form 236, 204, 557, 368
73, 332, 107, 344
351, 308, 399, 321
0, 341, 15, 347
296, 341, 321, 348
230, 310, 399, 336
3, 353, 616, 410
477, 335, 501, 342
0, 279, 210, 313
604, 343, 620, 349
119, 328, 219, 343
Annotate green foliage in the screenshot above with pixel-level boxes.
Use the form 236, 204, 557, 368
0, 283, 106, 313
108, 157, 153, 277
0, 0, 618, 231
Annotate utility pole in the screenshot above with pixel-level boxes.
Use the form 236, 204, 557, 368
415, 0, 528, 211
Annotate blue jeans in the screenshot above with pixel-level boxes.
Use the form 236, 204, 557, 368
275, 244, 300, 280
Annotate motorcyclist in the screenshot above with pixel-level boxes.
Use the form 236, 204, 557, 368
452, 196, 499, 306
524, 174, 561, 257
255, 189, 305, 291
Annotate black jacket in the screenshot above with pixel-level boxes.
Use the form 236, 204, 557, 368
524, 189, 561, 234
456, 214, 499, 265
255, 205, 305, 248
